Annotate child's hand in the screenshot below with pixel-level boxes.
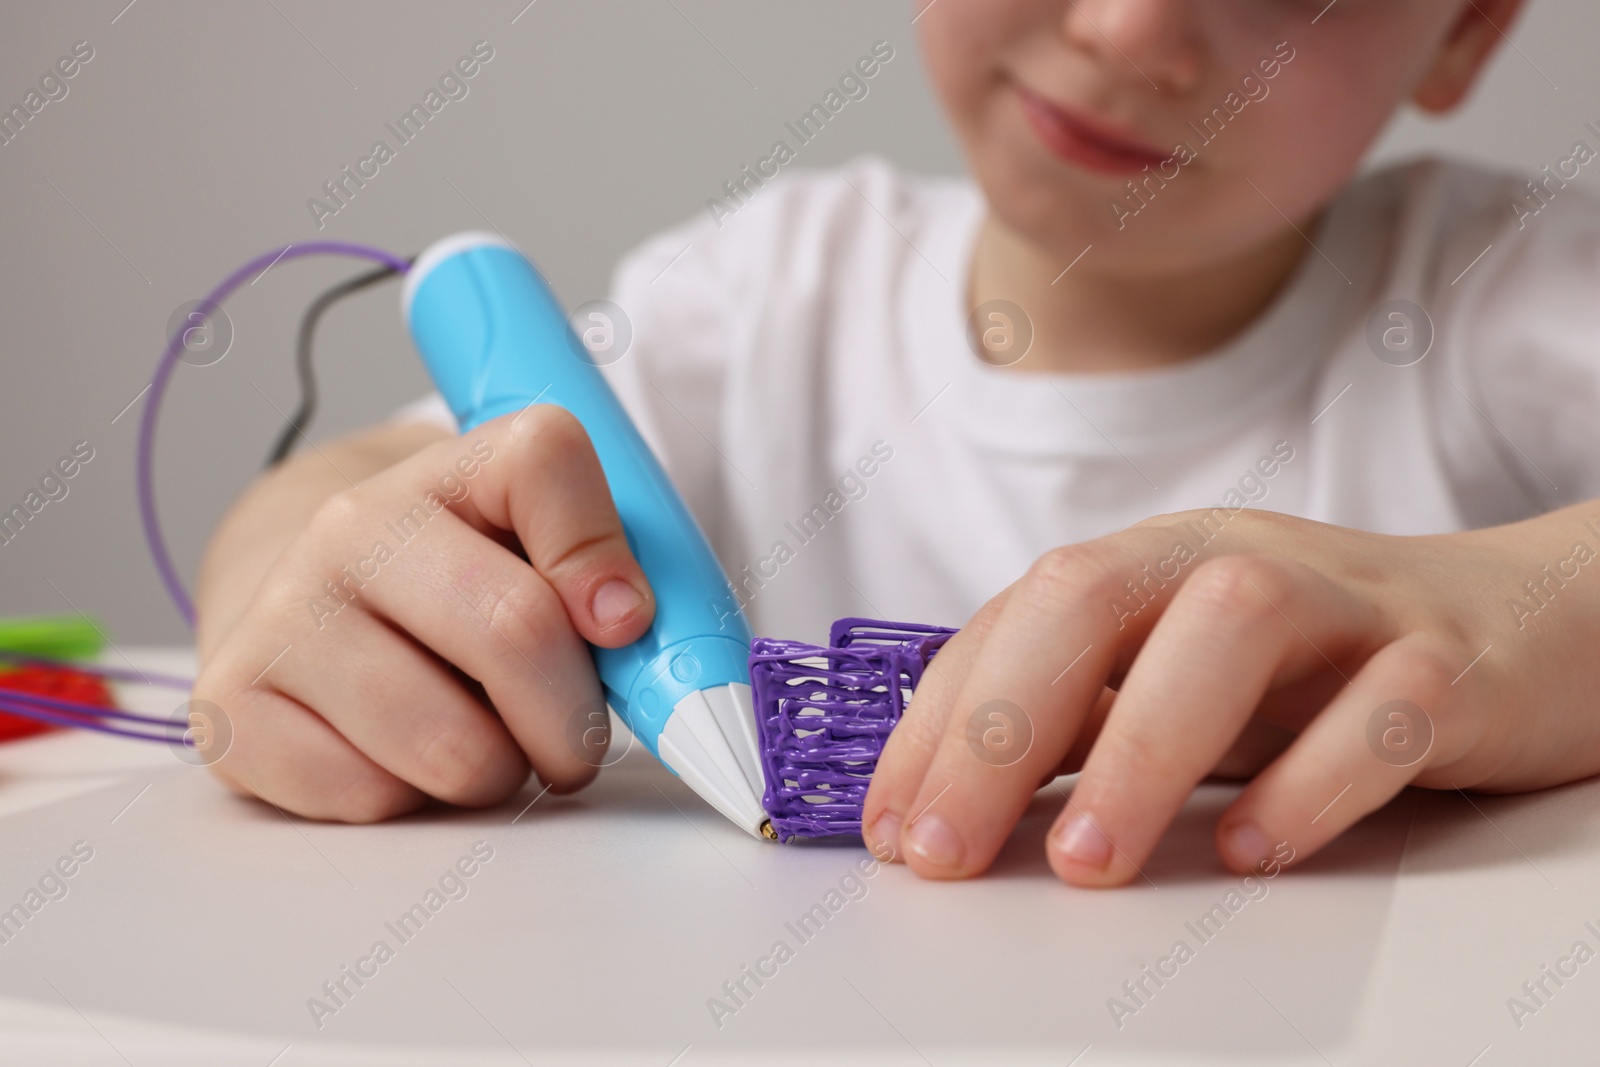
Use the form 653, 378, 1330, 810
864, 507, 1600, 885
192, 408, 654, 821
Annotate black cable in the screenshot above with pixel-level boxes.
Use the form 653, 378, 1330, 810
265, 258, 415, 468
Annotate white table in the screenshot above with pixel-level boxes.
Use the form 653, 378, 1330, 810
1, 648, 1597, 1066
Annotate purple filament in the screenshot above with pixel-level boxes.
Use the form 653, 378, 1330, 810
138, 242, 411, 628
750, 617, 955, 843
0, 686, 190, 729
0, 693, 190, 744
0, 655, 196, 746
0, 240, 413, 749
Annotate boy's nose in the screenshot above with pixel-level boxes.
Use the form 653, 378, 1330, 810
1058, 0, 1204, 95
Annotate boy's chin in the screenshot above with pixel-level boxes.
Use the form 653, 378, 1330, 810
973, 152, 1290, 277
980, 184, 1217, 273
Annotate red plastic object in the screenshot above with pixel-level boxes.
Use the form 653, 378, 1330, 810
0, 664, 118, 742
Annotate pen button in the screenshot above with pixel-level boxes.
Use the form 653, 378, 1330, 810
670, 651, 701, 684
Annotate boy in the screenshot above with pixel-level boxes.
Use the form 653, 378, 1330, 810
196, 0, 1600, 888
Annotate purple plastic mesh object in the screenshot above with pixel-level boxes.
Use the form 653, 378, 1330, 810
750, 617, 956, 844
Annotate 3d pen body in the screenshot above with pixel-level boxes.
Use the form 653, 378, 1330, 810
402, 232, 767, 837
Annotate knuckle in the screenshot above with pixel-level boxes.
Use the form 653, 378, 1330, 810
329, 773, 413, 823
1098, 724, 1183, 787
307, 488, 367, 539
1181, 556, 1288, 626
413, 726, 499, 801
1129, 509, 1189, 531
1026, 545, 1123, 604
509, 403, 590, 465
478, 577, 564, 660
1380, 636, 1460, 709
189, 670, 232, 711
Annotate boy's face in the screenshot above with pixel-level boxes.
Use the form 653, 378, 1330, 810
919, 0, 1503, 272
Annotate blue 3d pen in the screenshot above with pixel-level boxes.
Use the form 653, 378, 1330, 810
403, 232, 770, 838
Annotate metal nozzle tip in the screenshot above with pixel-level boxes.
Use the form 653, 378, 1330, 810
760, 820, 778, 842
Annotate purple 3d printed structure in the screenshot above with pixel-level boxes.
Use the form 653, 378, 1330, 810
750, 617, 956, 843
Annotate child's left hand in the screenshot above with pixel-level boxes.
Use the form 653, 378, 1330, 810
862, 505, 1600, 885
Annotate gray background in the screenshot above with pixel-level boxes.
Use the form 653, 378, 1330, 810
0, 0, 1595, 644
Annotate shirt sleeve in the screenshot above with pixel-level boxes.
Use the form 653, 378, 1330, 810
1431, 170, 1600, 524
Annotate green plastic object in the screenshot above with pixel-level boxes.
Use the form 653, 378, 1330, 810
0, 614, 105, 662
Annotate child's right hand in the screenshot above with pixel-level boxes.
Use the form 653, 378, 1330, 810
191, 407, 656, 821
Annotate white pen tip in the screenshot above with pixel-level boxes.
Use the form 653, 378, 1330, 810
656, 683, 769, 838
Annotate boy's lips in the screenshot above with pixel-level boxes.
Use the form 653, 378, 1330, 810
1013, 83, 1168, 176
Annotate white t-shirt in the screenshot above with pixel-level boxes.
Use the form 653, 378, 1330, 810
397, 155, 1600, 645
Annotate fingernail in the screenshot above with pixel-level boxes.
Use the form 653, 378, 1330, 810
591, 579, 644, 629
1053, 812, 1113, 871
904, 814, 965, 869
1221, 820, 1270, 870
867, 811, 903, 861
